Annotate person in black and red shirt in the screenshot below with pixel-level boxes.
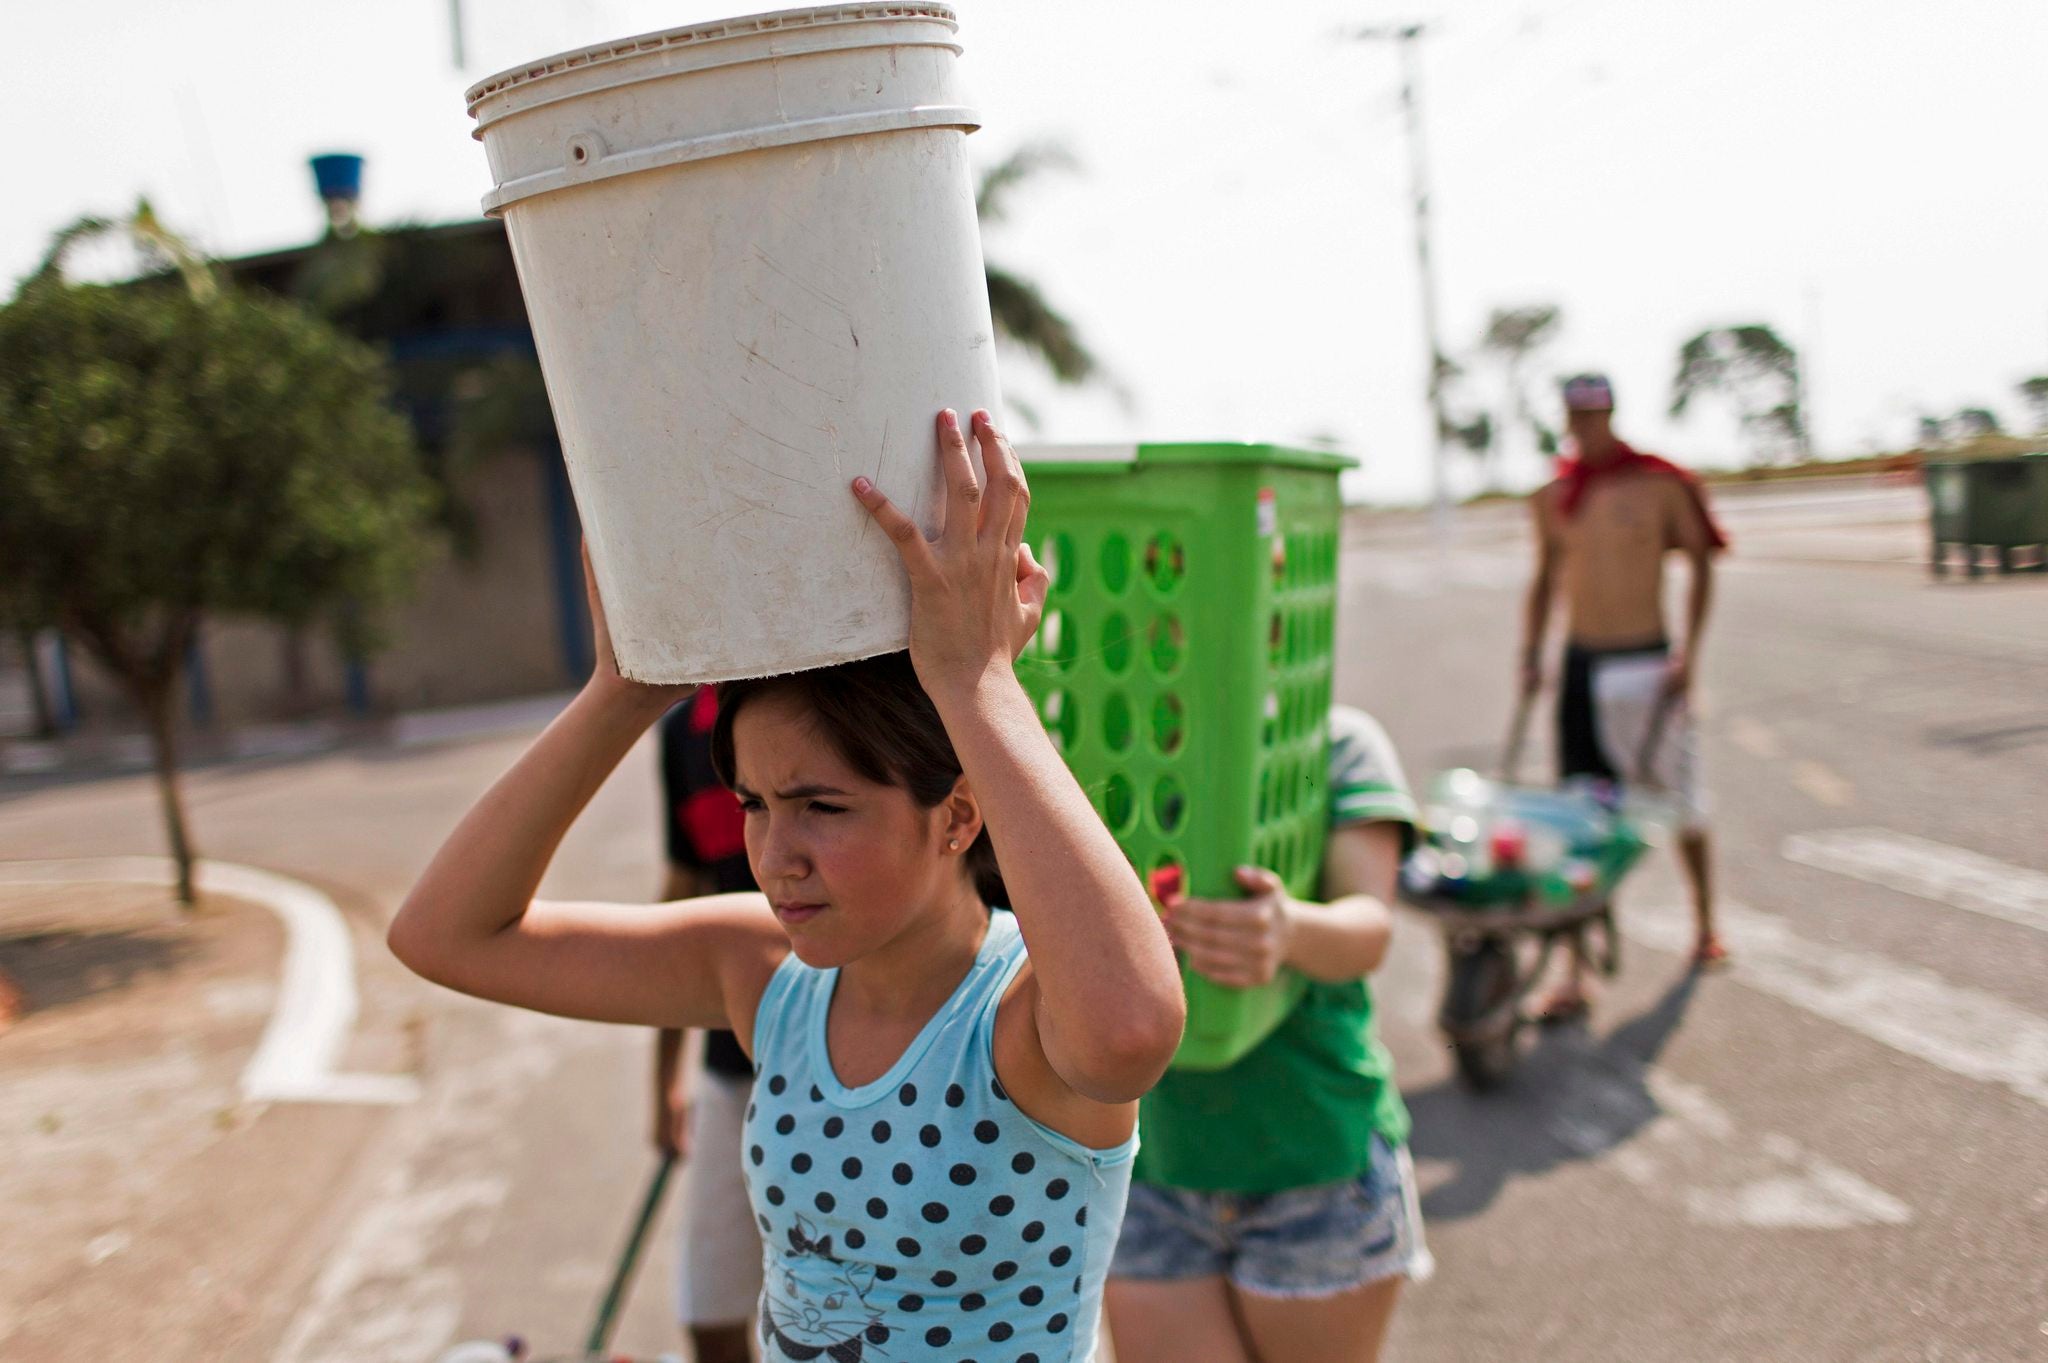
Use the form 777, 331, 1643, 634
653, 685, 759, 1363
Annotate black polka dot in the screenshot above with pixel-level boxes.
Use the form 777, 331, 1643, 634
945, 1083, 966, 1107
897, 1236, 922, 1257
961, 1292, 985, 1311
864, 1324, 889, 1344
1075, 1207, 1088, 1226
960, 1234, 986, 1255
899, 1294, 925, 1313
898, 1083, 918, 1106
932, 1269, 957, 1288
1021, 1220, 1044, 1242
991, 1077, 1009, 1101
949, 1163, 977, 1186
872, 1121, 892, 1143
814, 1191, 836, 1212
893, 1163, 914, 1185
1020, 1285, 1044, 1307
1072, 1277, 1081, 1294
972, 1120, 1000, 1144
823, 1116, 844, 1138
750, 1145, 764, 1166
774, 1114, 795, 1135
992, 1260, 1018, 1280
989, 1321, 1014, 1342
756, 1214, 771, 1233
1020, 1354, 1040, 1363
841, 1157, 862, 1178
791, 1153, 812, 1173
766, 1186, 784, 1205
921, 1202, 949, 1223
1011, 1152, 1035, 1174
989, 1194, 1015, 1216
845, 1227, 866, 1249
867, 1197, 888, 1218
768, 1075, 787, 1095
875, 1265, 897, 1281
746, 1102, 757, 1120
1046, 1178, 1070, 1200
920, 1125, 942, 1148
809, 1084, 824, 1102
1050, 1245, 1073, 1267
924, 1327, 951, 1347
1048, 1313, 1069, 1334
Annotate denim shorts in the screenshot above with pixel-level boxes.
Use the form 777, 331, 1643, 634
1109, 1136, 1432, 1298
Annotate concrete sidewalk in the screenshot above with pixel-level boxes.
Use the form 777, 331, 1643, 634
1, 691, 577, 782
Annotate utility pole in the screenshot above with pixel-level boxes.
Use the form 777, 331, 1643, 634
449, 0, 467, 69
1351, 22, 1452, 532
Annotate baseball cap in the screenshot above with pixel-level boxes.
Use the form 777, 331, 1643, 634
1561, 373, 1615, 412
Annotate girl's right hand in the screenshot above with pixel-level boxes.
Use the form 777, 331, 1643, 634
851, 408, 1049, 700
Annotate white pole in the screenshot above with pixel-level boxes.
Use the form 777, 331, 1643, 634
1355, 23, 1453, 534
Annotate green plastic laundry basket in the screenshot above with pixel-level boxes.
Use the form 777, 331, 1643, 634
1016, 442, 1353, 1070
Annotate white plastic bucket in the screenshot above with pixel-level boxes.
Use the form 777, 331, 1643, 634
467, 4, 1000, 682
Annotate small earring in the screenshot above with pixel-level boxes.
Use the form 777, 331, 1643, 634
948, 839, 959, 850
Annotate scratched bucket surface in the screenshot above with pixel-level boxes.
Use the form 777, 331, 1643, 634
467, 4, 1000, 681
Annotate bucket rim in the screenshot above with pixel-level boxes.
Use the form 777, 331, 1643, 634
465, 3, 959, 115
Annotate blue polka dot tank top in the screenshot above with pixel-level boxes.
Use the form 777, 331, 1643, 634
744, 909, 1135, 1363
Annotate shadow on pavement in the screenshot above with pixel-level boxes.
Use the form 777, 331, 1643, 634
0, 924, 197, 1015
1406, 969, 1699, 1222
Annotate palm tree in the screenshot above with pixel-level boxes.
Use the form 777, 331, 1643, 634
1670, 324, 1809, 464
975, 143, 1105, 425
2017, 376, 2048, 434
1478, 304, 1562, 486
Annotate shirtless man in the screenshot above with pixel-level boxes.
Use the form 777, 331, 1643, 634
1521, 373, 1729, 1013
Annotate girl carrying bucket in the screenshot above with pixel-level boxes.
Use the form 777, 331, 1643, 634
389, 409, 1185, 1361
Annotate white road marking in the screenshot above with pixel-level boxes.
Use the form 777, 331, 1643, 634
273, 1008, 586, 1363
1781, 827, 2048, 937
0, 857, 417, 1106
1620, 896, 2048, 1110
1545, 1050, 1910, 1230
1790, 760, 1854, 807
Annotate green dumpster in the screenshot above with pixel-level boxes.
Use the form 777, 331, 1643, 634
1016, 441, 1352, 1070
1927, 453, 2048, 576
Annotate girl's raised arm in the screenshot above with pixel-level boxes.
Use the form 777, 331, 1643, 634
386, 558, 784, 1037
853, 410, 1185, 1103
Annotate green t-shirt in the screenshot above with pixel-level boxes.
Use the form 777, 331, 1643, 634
1132, 706, 1417, 1194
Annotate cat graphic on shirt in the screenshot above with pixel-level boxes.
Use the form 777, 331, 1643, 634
758, 1213, 897, 1362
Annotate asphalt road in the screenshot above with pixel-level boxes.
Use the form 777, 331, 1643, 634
1, 476, 2042, 1362
1351, 481, 2048, 1363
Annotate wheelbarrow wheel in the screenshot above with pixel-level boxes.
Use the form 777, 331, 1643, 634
1445, 938, 1521, 1091
1453, 1029, 1518, 1091
1591, 902, 1622, 978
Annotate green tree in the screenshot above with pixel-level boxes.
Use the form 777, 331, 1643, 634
1670, 324, 1809, 464
2016, 376, 2048, 433
975, 143, 1106, 425
1477, 304, 1563, 487
0, 212, 435, 904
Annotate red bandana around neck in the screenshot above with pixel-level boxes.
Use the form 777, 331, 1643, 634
1555, 440, 1730, 551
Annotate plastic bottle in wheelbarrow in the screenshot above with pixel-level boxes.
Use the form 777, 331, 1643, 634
1409, 768, 1647, 906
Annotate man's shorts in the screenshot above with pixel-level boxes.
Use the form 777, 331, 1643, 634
1108, 1135, 1432, 1299
674, 1068, 763, 1327
1560, 641, 1708, 830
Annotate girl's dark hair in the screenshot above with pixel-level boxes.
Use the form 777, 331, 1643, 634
709, 651, 1007, 906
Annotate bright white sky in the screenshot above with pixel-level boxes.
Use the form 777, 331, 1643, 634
7, 0, 2045, 502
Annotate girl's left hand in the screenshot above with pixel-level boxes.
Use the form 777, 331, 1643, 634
853, 408, 1048, 697
1163, 867, 1296, 988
